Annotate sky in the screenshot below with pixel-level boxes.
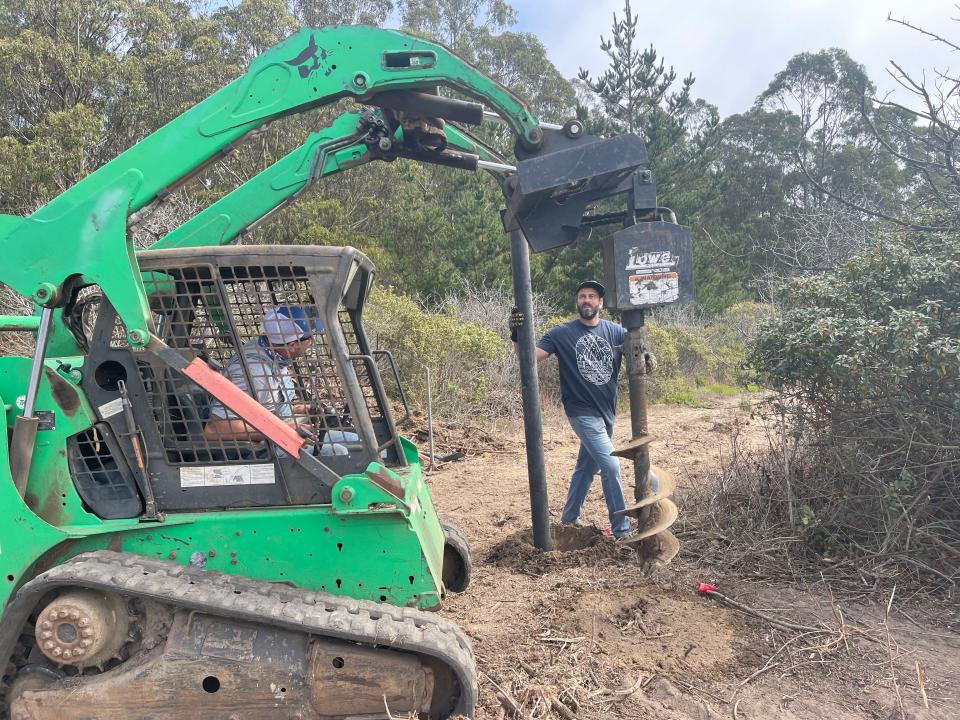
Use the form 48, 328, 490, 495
509, 0, 953, 118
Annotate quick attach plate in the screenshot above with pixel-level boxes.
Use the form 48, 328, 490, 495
502, 128, 648, 251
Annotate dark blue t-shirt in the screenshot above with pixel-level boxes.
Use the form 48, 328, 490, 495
537, 319, 625, 426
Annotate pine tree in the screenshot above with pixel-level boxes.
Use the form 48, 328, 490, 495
577, 0, 695, 148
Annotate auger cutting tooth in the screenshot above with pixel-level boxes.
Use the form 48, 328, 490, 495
635, 529, 680, 567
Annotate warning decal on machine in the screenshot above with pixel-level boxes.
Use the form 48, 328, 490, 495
180, 464, 276, 488
625, 248, 682, 306
629, 271, 680, 305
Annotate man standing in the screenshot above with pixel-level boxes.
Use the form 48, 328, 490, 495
513, 281, 633, 539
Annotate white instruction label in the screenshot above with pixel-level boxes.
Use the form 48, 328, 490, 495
180, 464, 276, 488
97, 398, 124, 419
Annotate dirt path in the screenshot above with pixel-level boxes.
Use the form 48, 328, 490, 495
421, 396, 960, 720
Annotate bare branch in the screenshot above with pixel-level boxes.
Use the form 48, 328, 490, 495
887, 13, 960, 53
794, 147, 954, 232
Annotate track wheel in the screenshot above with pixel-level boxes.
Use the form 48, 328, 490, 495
440, 520, 472, 594
33, 591, 129, 669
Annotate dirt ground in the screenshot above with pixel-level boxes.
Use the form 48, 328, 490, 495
417, 396, 960, 720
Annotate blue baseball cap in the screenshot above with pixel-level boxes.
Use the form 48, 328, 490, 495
261, 305, 324, 345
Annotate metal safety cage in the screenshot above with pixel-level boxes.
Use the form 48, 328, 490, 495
77, 246, 403, 514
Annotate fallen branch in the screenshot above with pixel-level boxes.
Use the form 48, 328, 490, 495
482, 671, 530, 719
537, 635, 585, 644
518, 660, 538, 678
700, 588, 825, 634
549, 695, 580, 720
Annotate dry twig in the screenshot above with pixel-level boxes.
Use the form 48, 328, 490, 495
883, 585, 906, 720
916, 661, 930, 709
482, 671, 530, 719
548, 694, 580, 720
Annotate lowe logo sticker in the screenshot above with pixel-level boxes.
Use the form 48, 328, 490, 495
625, 248, 681, 306
626, 249, 677, 272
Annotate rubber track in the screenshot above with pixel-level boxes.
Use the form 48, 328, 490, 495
0, 551, 476, 718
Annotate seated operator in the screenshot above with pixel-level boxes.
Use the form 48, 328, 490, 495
203, 306, 358, 457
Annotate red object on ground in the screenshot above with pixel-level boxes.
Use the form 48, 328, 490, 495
602, 526, 613, 537
696, 582, 719, 594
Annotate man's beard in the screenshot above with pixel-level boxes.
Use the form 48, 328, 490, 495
577, 304, 598, 320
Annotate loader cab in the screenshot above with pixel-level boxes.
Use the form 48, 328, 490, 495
70, 246, 407, 517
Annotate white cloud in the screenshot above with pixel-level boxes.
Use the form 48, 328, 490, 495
511, 0, 953, 117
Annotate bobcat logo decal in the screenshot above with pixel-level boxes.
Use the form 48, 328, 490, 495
284, 35, 333, 79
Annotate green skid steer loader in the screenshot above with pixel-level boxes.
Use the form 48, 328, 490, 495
0, 25, 674, 719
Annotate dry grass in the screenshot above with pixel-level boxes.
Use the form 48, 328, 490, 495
680, 396, 960, 598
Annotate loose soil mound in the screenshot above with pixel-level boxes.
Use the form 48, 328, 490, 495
485, 524, 629, 574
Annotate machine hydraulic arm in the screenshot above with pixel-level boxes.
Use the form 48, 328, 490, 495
153, 108, 507, 252
0, 26, 542, 349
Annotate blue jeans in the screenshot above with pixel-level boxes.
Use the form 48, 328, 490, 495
561, 415, 631, 536
320, 430, 358, 456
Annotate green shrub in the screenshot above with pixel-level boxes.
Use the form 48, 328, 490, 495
749, 231, 960, 566
721, 301, 778, 345
644, 323, 679, 378
640, 305, 769, 402
658, 378, 707, 407
365, 287, 503, 416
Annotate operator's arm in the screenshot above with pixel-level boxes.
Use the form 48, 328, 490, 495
204, 417, 265, 442
534, 327, 555, 363
203, 358, 307, 441
204, 416, 305, 442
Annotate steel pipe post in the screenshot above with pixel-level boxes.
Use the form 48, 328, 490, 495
10, 306, 53, 496
510, 229, 552, 550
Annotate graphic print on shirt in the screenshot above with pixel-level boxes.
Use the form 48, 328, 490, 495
575, 332, 614, 385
